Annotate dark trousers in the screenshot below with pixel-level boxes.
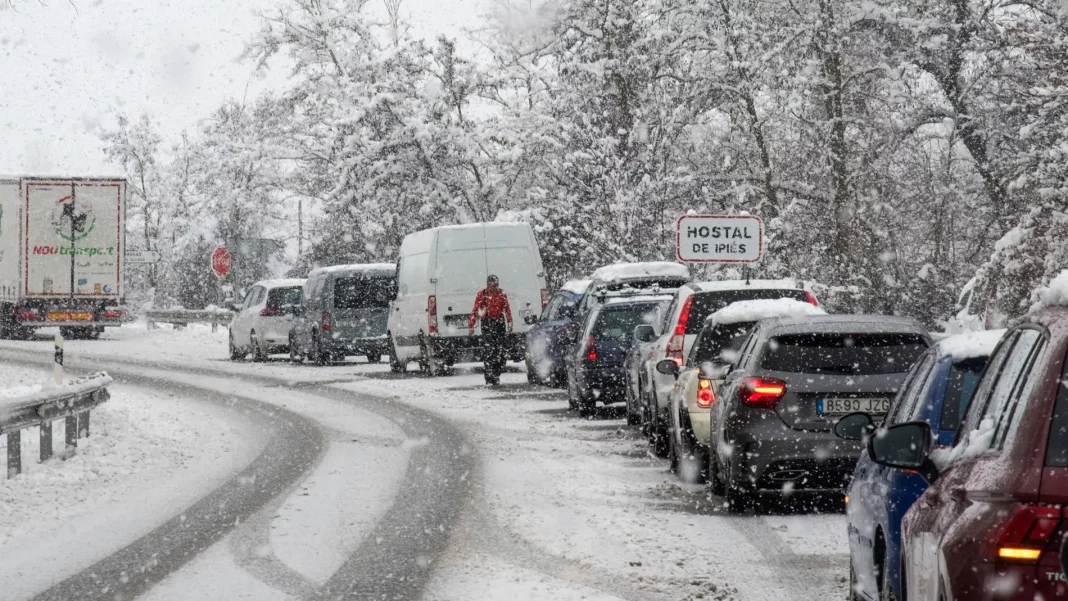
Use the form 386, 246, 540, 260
482, 317, 507, 379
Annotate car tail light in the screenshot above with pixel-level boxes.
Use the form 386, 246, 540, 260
666, 295, 694, 360
990, 505, 1061, 563
18, 311, 42, 322
322, 311, 332, 332
739, 377, 787, 408
541, 289, 548, 309
103, 310, 122, 319
428, 295, 438, 335
586, 336, 597, 362
260, 307, 282, 317
804, 290, 819, 306
696, 378, 716, 408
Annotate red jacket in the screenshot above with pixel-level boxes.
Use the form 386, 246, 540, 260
469, 288, 512, 330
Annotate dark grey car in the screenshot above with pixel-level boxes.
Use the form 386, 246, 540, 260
708, 315, 931, 511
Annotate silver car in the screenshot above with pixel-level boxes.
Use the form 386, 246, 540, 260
708, 315, 931, 511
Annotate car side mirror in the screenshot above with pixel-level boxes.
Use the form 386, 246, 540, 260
868, 422, 940, 484
655, 358, 680, 378
699, 360, 732, 381
524, 314, 539, 325
634, 324, 656, 343
834, 412, 874, 441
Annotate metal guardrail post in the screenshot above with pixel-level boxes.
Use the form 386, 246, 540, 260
65, 415, 77, 452
7, 431, 20, 478
79, 411, 90, 437
40, 421, 52, 461
54, 333, 64, 385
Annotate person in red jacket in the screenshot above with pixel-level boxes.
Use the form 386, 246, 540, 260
469, 274, 512, 385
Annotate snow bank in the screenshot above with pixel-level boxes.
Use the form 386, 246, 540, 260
935, 329, 1005, 360
0, 372, 112, 420
591, 262, 690, 282
559, 279, 591, 295
709, 298, 825, 326
1030, 269, 1068, 314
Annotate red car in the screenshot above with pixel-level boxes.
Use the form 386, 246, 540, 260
860, 307, 1068, 601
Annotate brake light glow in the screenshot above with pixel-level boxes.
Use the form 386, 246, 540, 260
17, 311, 42, 322
321, 312, 332, 332
103, 311, 123, 319
260, 307, 282, 317
991, 505, 1061, 563
586, 336, 597, 362
428, 295, 438, 335
804, 290, 819, 306
666, 295, 694, 360
739, 377, 787, 408
696, 378, 716, 407
541, 289, 548, 309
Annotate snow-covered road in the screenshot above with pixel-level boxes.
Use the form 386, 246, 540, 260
0, 324, 849, 601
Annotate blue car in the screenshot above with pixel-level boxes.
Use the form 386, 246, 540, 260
525, 281, 589, 386
841, 329, 1004, 601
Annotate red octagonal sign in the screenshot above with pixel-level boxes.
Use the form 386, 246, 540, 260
211, 247, 232, 278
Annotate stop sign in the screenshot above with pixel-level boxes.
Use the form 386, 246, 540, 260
211, 247, 232, 278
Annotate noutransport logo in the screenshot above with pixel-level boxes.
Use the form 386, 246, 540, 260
51, 194, 96, 242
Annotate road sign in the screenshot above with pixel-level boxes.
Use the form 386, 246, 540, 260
677, 215, 763, 263
126, 248, 162, 265
211, 247, 232, 278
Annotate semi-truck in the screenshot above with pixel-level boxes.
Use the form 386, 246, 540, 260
0, 176, 127, 339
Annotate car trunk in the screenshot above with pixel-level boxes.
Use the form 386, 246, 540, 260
264, 287, 302, 341
331, 276, 393, 341
435, 248, 488, 337
758, 332, 927, 431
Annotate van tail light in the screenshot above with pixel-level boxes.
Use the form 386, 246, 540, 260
428, 295, 438, 335
260, 307, 282, 317
804, 290, 819, 307
321, 312, 332, 332
665, 295, 694, 360
739, 377, 787, 408
696, 378, 716, 408
990, 505, 1061, 563
585, 336, 597, 362
541, 289, 548, 309
103, 310, 123, 319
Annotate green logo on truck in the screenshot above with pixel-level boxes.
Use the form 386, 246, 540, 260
51, 195, 96, 242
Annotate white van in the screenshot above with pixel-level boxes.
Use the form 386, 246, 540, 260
388, 222, 547, 375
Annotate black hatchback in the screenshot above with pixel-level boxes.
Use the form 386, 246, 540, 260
566, 295, 672, 417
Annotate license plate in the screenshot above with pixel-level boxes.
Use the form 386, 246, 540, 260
520, 309, 534, 317
48, 311, 93, 322
818, 397, 890, 416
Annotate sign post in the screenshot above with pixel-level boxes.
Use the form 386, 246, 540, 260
676, 215, 763, 263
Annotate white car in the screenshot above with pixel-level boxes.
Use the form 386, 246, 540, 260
631, 279, 818, 457
387, 222, 547, 376
229, 278, 306, 361
661, 298, 826, 482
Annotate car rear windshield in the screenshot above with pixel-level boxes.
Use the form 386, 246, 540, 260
686, 289, 808, 334
1045, 351, 1068, 467
760, 333, 928, 375
267, 286, 302, 308
938, 357, 987, 433
691, 321, 756, 364
592, 304, 664, 342
334, 276, 395, 309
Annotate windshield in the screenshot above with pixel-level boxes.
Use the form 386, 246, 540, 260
334, 276, 394, 309
761, 333, 929, 375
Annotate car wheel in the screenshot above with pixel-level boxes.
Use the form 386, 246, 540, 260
289, 334, 303, 364
310, 331, 327, 366
366, 352, 382, 364
388, 335, 406, 373
877, 536, 899, 601
649, 401, 669, 458
251, 330, 267, 362
525, 358, 538, 385
667, 424, 680, 473
567, 376, 579, 411
849, 561, 861, 601
726, 484, 753, 513
625, 373, 641, 426
229, 331, 246, 361
708, 450, 726, 496
676, 415, 709, 484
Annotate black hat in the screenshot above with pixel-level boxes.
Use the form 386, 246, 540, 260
487, 275, 499, 285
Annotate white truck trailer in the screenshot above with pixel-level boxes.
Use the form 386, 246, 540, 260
0, 176, 127, 339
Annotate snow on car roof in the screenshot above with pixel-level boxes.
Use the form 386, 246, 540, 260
308, 263, 396, 276
707, 298, 826, 326
255, 278, 306, 289
559, 279, 591, 295
590, 262, 691, 282
689, 278, 805, 292
603, 295, 673, 306
936, 329, 1005, 360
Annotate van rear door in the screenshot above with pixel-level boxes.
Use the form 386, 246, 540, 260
485, 225, 544, 334
433, 226, 488, 338
332, 274, 393, 342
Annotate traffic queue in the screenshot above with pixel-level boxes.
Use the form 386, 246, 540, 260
226, 221, 1068, 601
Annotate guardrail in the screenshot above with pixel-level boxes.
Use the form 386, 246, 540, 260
1, 371, 112, 478
145, 308, 234, 332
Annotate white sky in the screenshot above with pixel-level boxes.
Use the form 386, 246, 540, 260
0, 0, 485, 175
